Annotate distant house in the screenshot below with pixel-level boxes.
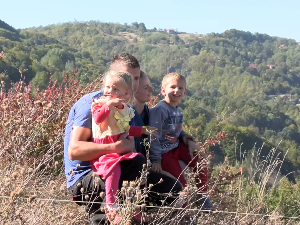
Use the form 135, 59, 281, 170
167, 29, 176, 34
269, 94, 293, 101
280, 44, 285, 47
268, 64, 276, 69
279, 94, 291, 101
267, 95, 277, 100
249, 63, 257, 69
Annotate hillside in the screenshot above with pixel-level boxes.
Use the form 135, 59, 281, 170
1, 20, 300, 224
1, 20, 300, 176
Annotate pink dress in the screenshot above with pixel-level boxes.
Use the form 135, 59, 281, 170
90, 98, 142, 205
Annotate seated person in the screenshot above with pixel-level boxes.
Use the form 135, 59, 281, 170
90, 71, 158, 223
149, 73, 212, 209
131, 70, 183, 204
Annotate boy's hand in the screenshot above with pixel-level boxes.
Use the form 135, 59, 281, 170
141, 126, 157, 135
151, 163, 163, 173
106, 98, 125, 108
187, 140, 208, 159
163, 132, 178, 143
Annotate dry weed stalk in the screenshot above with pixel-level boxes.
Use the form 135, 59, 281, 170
0, 71, 101, 224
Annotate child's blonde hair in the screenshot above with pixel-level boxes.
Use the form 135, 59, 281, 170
162, 73, 186, 88
102, 70, 133, 103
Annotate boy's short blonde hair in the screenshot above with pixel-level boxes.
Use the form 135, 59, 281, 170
162, 73, 186, 88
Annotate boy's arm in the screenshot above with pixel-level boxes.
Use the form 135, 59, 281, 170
149, 106, 166, 164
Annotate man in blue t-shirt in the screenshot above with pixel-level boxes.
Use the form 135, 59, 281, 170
64, 54, 184, 224
64, 53, 145, 224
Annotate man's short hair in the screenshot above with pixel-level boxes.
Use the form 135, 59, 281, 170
162, 73, 186, 88
140, 70, 148, 80
111, 53, 140, 69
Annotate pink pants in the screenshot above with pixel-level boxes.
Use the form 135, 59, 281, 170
91, 135, 140, 206
103, 160, 121, 206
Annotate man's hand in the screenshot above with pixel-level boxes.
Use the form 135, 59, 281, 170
182, 134, 196, 145
187, 140, 208, 159
69, 127, 134, 161
114, 132, 135, 154
141, 126, 157, 135
106, 98, 125, 108
151, 162, 163, 173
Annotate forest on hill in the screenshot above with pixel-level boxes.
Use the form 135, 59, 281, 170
1, 19, 300, 180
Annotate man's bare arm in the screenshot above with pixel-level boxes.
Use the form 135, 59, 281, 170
68, 126, 135, 161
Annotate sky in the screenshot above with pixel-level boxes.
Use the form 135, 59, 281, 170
1, 0, 300, 41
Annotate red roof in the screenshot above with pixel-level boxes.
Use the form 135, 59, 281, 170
249, 63, 257, 69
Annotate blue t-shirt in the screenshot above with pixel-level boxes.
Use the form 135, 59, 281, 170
64, 90, 102, 188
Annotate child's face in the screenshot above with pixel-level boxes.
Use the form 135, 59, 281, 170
134, 77, 153, 103
161, 78, 186, 106
103, 78, 130, 101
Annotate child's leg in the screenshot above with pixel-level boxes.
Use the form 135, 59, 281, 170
105, 163, 121, 206
161, 149, 187, 187
177, 142, 208, 192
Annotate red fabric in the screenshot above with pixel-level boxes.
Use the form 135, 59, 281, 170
129, 126, 142, 137
161, 142, 208, 192
91, 151, 140, 180
104, 162, 121, 206
93, 134, 120, 144
91, 102, 142, 205
92, 103, 141, 136
92, 104, 125, 125
91, 134, 141, 205
91, 134, 141, 179
92, 104, 111, 125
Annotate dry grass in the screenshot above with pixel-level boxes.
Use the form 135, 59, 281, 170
118, 32, 142, 43
1, 70, 300, 225
177, 33, 205, 42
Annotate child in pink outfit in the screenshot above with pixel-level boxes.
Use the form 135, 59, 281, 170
90, 71, 154, 223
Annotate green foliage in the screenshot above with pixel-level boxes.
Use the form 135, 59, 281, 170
32, 71, 49, 89
40, 48, 75, 72
2, 20, 300, 178
265, 179, 300, 217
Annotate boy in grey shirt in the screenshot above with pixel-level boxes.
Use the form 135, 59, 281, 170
149, 73, 210, 196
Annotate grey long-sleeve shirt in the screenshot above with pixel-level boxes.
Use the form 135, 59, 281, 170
149, 100, 187, 163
